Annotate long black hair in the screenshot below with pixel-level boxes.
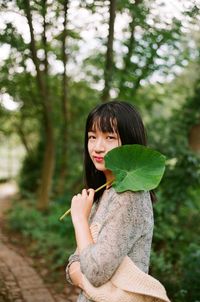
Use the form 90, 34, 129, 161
84, 101, 156, 202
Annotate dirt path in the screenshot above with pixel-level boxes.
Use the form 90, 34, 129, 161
0, 182, 79, 302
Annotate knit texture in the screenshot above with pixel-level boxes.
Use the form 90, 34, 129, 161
82, 253, 170, 302
66, 188, 154, 302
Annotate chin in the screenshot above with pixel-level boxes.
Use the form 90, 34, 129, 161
94, 163, 106, 172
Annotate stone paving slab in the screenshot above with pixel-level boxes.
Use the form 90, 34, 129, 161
0, 259, 23, 301
0, 240, 80, 302
0, 182, 80, 302
0, 240, 56, 302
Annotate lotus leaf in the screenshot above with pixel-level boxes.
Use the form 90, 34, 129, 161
105, 144, 166, 192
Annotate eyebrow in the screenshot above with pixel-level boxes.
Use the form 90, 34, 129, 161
88, 130, 118, 135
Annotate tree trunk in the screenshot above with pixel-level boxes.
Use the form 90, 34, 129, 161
189, 123, 200, 152
24, 0, 55, 211
57, 0, 69, 194
42, 0, 48, 75
101, 0, 116, 102
15, 123, 32, 155
118, 0, 142, 98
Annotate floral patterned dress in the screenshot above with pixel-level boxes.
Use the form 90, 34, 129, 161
66, 187, 154, 302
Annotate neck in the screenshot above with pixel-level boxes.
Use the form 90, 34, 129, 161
104, 170, 114, 188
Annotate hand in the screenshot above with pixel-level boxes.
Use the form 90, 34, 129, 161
71, 189, 95, 225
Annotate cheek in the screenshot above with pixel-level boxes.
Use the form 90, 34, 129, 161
113, 138, 121, 148
107, 141, 120, 152
87, 142, 92, 155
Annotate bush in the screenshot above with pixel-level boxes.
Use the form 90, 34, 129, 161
19, 148, 42, 193
181, 243, 200, 302
6, 197, 76, 270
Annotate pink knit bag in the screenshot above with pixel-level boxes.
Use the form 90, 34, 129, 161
82, 223, 171, 302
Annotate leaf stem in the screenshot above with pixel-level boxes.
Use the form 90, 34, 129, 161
59, 179, 114, 221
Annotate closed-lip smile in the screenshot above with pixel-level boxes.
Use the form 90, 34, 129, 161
94, 156, 104, 162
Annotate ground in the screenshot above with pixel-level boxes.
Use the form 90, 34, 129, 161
0, 182, 80, 302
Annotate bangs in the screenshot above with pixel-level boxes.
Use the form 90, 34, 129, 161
88, 112, 118, 134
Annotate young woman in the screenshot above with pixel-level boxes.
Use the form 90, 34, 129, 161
66, 101, 154, 302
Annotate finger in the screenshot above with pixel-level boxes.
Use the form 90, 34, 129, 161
72, 196, 76, 203
87, 188, 95, 200
82, 189, 87, 197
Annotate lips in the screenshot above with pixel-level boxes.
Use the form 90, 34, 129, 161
94, 156, 104, 163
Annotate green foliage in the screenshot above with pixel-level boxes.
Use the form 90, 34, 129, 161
19, 140, 43, 193
0, 0, 200, 299
0, 22, 27, 52
6, 198, 76, 270
148, 77, 200, 302
181, 243, 200, 301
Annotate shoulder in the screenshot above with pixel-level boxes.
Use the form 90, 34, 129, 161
108, 187, 150, 206
92, 188, 153, 227
109, 190, 154, 232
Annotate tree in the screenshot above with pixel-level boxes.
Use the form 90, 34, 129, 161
0, 0, 82, 207
101, 0, 116, 102
116, 0, 185, 101
57, 0, 70, 194
22, 0, 55, 210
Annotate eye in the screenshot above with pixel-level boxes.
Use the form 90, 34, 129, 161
107, 135, 117, 140
88, 134, 96, 140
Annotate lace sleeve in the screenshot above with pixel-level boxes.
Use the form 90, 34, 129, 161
79, 191, 145, 287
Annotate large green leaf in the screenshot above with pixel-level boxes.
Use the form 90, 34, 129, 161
104, 144, 166, 192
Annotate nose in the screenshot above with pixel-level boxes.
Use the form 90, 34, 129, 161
94, 137, 105, 153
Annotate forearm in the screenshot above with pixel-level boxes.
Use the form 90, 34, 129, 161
73, 218, 94, 254
68, 262, 84, 289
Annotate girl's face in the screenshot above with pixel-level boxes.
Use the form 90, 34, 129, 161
88, 128, 121, 174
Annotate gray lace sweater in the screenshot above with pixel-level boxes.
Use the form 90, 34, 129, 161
66, 188, 154, 302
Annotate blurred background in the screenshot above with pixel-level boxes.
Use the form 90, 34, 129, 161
0, 0, 200, 301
